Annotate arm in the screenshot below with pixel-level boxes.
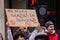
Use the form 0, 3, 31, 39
29, 29, 37, 40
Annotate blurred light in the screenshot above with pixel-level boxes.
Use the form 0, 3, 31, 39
47, 11, 56, 16
31, 0, 35, 6
39, 5, 47, 16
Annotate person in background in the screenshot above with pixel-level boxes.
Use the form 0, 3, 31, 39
6, 21, 31, 40
29, 23, 46, 40
45, 21, 58, 40
14, 31, 25, 40
35, 32, 49, 40
13, 26, 31, 40
0, 33, 3, 40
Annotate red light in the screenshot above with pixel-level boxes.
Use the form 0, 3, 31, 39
31, 0, 35, 6
47, 11, 56, 16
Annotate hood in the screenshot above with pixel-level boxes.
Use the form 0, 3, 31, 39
45, 29, 55, 34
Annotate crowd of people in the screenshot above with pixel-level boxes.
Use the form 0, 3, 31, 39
0, 21, 59, 40
6, 21, 59, 40
29, 21, 58, 40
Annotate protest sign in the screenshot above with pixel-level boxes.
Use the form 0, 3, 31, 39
6, 9, 38, 27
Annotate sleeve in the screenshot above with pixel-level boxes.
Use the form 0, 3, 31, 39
7, 28, 13, 40
55, 33, 58, 40
29, 29, 37, 40
56, 34, 58, 40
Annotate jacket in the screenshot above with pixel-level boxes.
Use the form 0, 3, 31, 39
45, 30, 58, 40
